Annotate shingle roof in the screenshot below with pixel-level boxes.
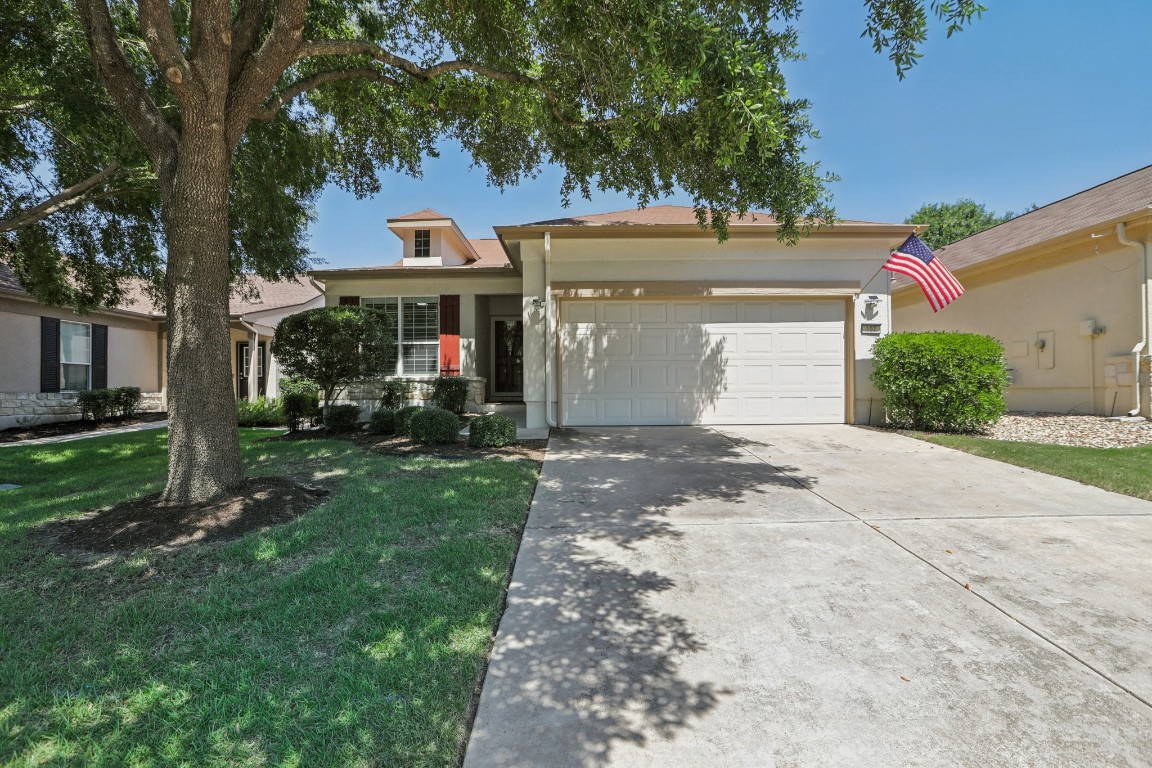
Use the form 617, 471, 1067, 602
0, 264, 321, 317
517, 204, 885, 228
894, 164, 1152, 289
388, 208, 452, 221
230, 275, 322, 314
468, 239, 511, 268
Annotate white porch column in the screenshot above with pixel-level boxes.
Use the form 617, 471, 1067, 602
247, 329, 260, 401
520, 240, 548, 428
459, 293, 477, 377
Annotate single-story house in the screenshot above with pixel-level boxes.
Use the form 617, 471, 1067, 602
892, 165, 1152, 418
312, 206, 916, 429
0, 266, 323, 430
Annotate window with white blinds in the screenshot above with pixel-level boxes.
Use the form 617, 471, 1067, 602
362, 296, 439, 375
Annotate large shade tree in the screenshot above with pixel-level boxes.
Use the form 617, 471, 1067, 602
0, 0, 984, 503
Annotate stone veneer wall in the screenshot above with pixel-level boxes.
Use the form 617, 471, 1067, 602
0, 391, 165, 431
340, 377, 487, 415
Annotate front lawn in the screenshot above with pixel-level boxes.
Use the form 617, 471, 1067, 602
0, 429, 539, 767
910, 432, 1152, 501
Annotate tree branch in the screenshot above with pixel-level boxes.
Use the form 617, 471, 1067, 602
0, 161, 121, 233
136, 0, 193, 101
76, 0, 178, 166
251, 68, 401, 121
229, 0, 272, 86
296, 40, 613, 128
225, 0, 308, 147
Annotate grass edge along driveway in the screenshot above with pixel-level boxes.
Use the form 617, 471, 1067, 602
0, 429, 539, 767
910, 431, 1152, 502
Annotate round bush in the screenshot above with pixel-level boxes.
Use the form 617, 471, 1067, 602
395, 405, 425, 437
368, 408, 397, 435
379, 380, 409, 410
322, 403, 363, 432
870, 331, 1008, 433
430, 375, 470, 414
408, 407, 461, 445
469, 413, 517, 448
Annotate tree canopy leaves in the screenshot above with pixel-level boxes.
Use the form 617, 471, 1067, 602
2, 0, 986, 311
905, 198, 1025, 250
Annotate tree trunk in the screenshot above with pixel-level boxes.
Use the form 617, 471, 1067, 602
159, 116, 245, 504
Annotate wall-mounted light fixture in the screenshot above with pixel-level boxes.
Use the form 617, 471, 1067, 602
528, 297, 545, 320
1034, 338, 1047, 351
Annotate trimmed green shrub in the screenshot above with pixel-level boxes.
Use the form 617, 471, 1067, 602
870, 331, 1009, 433
430, 375, 470, 414
77, 389, 115, 421
280, 376, 319, 399
114, 387, 142, 418
468, 413, 517, 448
395, 405, 424, 437
368, 408, 398, 435
236, 397, 286, 427
379, 379, 410, 410
321, 403, 363, 432
409, 406, 461, 445
282, 392, 319, 432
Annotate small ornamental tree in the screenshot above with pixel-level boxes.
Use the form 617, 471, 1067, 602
271, 306, 393, 419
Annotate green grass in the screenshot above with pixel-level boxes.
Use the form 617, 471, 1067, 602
911, 432, 1152, 501
0, 430, 539, 767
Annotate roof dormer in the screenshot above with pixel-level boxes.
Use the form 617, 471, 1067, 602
387, 210, 481, 267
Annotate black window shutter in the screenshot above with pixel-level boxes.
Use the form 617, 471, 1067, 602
92, 324, 108, 389
40, 317, 60, 393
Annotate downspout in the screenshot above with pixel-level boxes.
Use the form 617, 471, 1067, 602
543, 231, 557, 427
1115, 223, 1149, 417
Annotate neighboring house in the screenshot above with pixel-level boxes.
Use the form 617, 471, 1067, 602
313, 206, 914, 428
892, 166, 1152, 418
0, 266, 322, 430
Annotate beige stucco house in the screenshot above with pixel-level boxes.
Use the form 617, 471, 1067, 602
314, 206, 916, 429
893, 166, 1152, 417
0, 267, 322, 430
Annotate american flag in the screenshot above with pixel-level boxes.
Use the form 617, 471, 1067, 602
883, 233, 964, 312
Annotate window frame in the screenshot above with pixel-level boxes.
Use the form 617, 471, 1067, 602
413, 229, 432, 258
59, 320, 92, 392
362, 296, 440, 376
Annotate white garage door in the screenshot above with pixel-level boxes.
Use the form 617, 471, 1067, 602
560, 299, 846, 425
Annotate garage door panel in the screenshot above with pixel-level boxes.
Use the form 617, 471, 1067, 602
638, 332, 669, 356
601, 303, 633, 323
672, 303, 703, 323
638, 367, 668, 390
561, 299, 845, 426
636, 303, 667, 323
708, 303, 738, 322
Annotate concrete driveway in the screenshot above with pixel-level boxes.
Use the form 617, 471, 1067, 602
464, 426, 1152, 767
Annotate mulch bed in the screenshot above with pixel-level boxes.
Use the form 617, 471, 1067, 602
0, 412, 167, 443
41, 477, 327, 554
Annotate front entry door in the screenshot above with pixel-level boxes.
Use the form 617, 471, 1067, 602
491, 318, 524, 399
236, 341, 267, 399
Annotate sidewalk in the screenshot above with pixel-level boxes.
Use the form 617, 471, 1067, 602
0, 420, 169, 448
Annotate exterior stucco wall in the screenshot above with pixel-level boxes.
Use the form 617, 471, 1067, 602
0, 295, 162, 394
892, 246, 1142, 414
516, 235, 899, 428
0, 295, 164, 429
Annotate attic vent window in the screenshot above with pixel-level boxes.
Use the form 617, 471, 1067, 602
414, 229, 431, 258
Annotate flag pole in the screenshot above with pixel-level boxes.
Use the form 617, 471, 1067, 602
854, 231, 918, 298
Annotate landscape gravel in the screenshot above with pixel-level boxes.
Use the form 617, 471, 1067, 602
982, 412, 1152, 449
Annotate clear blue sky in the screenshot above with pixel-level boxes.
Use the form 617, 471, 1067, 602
308, 2, 1152, 269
